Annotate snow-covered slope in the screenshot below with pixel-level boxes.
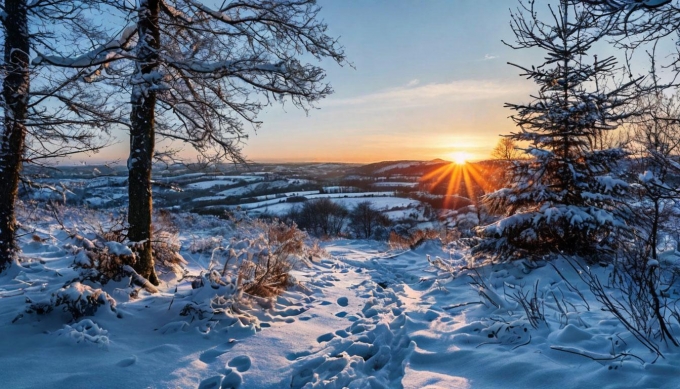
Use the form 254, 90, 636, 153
1, 213, 679, 388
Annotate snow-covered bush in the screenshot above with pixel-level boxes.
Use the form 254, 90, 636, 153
53, 282, 116, 320
189, 236, 224, 254
27, 282, 117, 321
170, 218, 318, 332
72, 239, 137, 284
72, 208, 186, 281
180, 270, 241, 322
55, 319, 110, 346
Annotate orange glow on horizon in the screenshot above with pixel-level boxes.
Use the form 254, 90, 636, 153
420, 161, 493, 209
449, 151, 472, 165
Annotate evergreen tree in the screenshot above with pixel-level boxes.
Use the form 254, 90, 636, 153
477, 0, 639, 259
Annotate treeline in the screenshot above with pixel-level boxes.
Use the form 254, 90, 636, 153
270, 199, 392, 240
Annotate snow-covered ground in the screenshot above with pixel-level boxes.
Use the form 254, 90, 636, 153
1, 211, 679, 388
372, 182, 419, 188
243, 194, 423, 220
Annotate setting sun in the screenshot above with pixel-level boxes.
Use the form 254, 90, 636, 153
449, 151, 471, 165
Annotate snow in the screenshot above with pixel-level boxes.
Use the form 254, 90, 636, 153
105, 241, 133, 257
372, 182, 419, 188
252, 190, 319, 201
241, 194, 421, 218
1, 211, 679, 388
187, 179, 245, 190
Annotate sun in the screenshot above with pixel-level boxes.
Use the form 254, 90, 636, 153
449, 151, 471, 165
420, 152, 493, 210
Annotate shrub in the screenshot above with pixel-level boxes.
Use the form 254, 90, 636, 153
388, 228, 441, 250
89, 208, 186, 277
237, 220, 308, 297
28, 282, 117, 321
152, 210, 186, 276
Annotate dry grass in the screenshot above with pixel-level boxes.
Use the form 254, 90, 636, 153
388, 228, 442, 250
237, 220, 307, 298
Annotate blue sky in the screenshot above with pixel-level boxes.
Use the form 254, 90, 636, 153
92, 0, 669, 164
246, 0, 530, 163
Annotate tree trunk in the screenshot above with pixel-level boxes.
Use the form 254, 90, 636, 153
0, 0, 30, 272
651, 199, 659, 260
128, 0, 160, 286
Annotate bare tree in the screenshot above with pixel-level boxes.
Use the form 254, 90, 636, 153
630, 93, 680, 259
577, 0, 680, 350
0, 0, 119, 272
349, 201, 390, 239
37, 0, 346, 284
491, 138, 523, 161
625, 110, 680, 346
290, 198, 348, 238
579, 0, 680, 74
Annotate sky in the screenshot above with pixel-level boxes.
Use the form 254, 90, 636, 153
83, 0, 670, 165
245, 0, 532, 163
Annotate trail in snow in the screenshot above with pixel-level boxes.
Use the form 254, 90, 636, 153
3, 231, 680, 388
191, 243, 415, 389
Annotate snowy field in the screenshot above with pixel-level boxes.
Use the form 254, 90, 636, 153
1, 209, 679, 389
371, 182, 419, 188
243, 194, 422, 220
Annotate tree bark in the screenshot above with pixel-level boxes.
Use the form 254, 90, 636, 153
128, 0, 160, 286
0, 0, 30, 272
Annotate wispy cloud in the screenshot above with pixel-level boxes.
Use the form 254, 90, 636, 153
484, 54, 499, 60
324, 79, 527, 109
406, 78, 420, 87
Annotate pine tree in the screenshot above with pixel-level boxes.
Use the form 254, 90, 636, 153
476, 0, 639, 259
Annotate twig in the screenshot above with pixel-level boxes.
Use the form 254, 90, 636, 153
550, 346, 645, 365
443, 301, 485, 310
512, 335, 532, 350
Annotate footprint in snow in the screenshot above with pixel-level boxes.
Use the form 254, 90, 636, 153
116, 355, 137, 367
198, 375, 222, 389
199, 369, 243, 389
286, 350, 312, 361
316, 333, 335, 343
227, 355, 252, 372
220, 368, 242, 389
335, 311, 347, 318
337, 297, 349, 307
199, 340, 238, 363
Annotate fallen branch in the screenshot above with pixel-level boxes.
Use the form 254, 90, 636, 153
122, 265, 159, 294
